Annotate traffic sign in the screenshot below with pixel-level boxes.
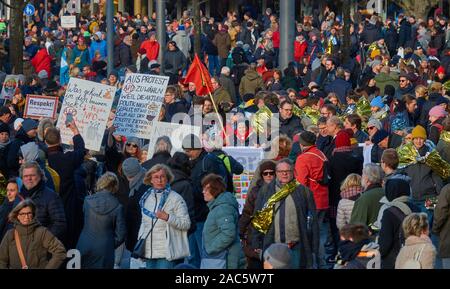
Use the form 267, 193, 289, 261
23, 4, 35, 17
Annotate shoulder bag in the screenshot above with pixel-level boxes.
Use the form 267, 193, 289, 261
14, 229, 28, 269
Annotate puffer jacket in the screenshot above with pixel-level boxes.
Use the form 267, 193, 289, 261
138, 189, 191, 261
203, 191, 246, 269
239, 69, 264, 96
0, 219, 66, 269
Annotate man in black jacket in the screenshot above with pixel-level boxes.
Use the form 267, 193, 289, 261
7, 119, 38, 178
20, 161, 67, 243
45, 120, 86, 249
279, 100, 304, 139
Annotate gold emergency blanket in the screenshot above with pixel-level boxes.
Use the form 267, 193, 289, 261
440, 130, 450, 143
356, 97, 371, 120
252, 105, 272, 134
251, 180, 298, 234
397, 142, 450, 179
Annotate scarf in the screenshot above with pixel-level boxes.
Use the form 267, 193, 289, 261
139, 185, 171, 219
251, 180, 298, 234
340, 186, 364, 200
128, 168, 146, 197
0, 139, 11, 150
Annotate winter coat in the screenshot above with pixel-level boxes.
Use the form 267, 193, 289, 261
31, 48, 52, 78
350, 185, 384, 227
328, 150, 363, 209
219, 75, 237, 104
70, 45, 90, 69
398, 19, 412, 48
419, 92, 442, 128
385, 24, 399, 55
294, 145, 329, 210
47, 134, 86, 248
172, 30, 191, 59
436, 138, 450, 164
337, 198, 356, 230
432, 183, 450, 258
162, 100, 189, 123
213, 31, 231, 59
395, 235, 436, 269
374, 72, 399, 94
324, 78, 352, 105
114, 43, 132, 68
428, 117, 444, 145
239, 69, 264, 97
140, 39, 160, 61
402, 143, 443, 201
76, 190, 126, 269
6, 129, 35, 178
294, 40, 308, 63
279, 115, 304, 140
203, 191, 246, 269
142, 151, 171, 171
170, 169, 196, 235
89, 40, 107, 60
163, 48, 187, 76
0, 219, 66, 269
254, 180, 320, 268
0, 196, 22, 240
361, 23, 382, 45
20, 181, 67, 243
138, 189, 191, 261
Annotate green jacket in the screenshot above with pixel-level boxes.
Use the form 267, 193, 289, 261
350, 185, 384, 227
374, 72, 399, 94
239, 69, 264, 97
203, 191, 246, 269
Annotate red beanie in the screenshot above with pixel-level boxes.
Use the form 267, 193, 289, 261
437, 66, 446, 75
335, 130, 351, 148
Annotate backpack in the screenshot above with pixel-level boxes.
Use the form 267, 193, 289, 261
203, 153, 230, 190
398, 244, 426, 269
216, 153, 236, 193
302, 151, 330, 185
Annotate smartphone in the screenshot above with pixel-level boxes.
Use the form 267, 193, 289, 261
66, 113, 73, 126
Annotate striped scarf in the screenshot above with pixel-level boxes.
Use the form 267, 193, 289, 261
340, 186, 364, 201
139, 185, 171, 219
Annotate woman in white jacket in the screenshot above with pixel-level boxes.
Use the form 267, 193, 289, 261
137, 164, 191, 269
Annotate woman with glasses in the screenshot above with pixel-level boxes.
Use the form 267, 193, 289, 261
0, 199, 66, 269
239, 160, 276, 269
137, 164, 190, 269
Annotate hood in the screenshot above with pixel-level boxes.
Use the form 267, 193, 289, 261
20, 142, 39, 162
207, 191, 238, 212
385, 178, 411, 202
85, 191, 120, 215
245, 69, 260, 80
37, 118, 54, 142
176, 30, 187, 37
171, 168, 191, 184
366, 23, 377, 31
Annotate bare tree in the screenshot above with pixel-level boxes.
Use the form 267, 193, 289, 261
393, 0, 440, 20
0, 0, 29, 74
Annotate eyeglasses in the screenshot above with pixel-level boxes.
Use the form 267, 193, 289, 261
18, 212, 33, 217
262, 171, 275, 176
400, 79, 407, 82
276, 170, 292, 174
126, 143, 138, 148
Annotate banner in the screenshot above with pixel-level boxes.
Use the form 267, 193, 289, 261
114, 73, 169, 139
61, 16, 77, 28
56, 78, 116, 151
23, 95, 58, 120
222, 147, 264, 214
0, 75, 20, 100
146, 122, 201, 159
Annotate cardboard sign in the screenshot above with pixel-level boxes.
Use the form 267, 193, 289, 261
61, 16, 77, 28
0, 75, 20, 100
56, 78, 116, 151
114, 73, 169, 139
146, 122, 201, 159
23, 95, 58, 120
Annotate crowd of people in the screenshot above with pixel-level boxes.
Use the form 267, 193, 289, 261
0, 0, 450, 269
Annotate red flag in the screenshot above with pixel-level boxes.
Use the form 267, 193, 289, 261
184, 54, 213, 96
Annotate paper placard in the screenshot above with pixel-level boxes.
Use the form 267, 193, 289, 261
61, 16, 77, 28
114, 73, 169, 139
24, 95, 58, 120
56, 78, 116, 151
0, 75, 20, 100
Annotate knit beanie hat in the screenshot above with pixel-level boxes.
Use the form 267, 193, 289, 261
371, 129, 389, 145
335, 130, 351, 148
411, 125, 427, 140
429, 105, 448, 119
367, 118, 382, 130
370, 96, 385, 109
122, 157, 142, 178
263, 243, 292, 269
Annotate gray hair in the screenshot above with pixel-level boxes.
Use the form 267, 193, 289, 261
327, 116, 343, 128
154, 136, 172, 154
144, 164, 174, 186
19, 161, 46, 182
221, 66, 230, 76
276, 158, 294, 171
9, 199, 36, 222
362, 163, 383, 185
96, 172, 119, 194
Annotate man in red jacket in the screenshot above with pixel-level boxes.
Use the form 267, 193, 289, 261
294, 34, 308, 63
31, 47, 52, 78
294, 130, 329, 267
140, 32, 160, 61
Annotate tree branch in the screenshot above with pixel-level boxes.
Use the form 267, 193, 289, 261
0, 0, 30, 10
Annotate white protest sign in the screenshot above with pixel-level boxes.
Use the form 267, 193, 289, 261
61, 16, 77, 28
146, 122, 201, 159
24, 95, 58, 120
57, 78, 116, 151
222, 146, 264, 172
0, 75, 20, 100
114, 73, 169, 139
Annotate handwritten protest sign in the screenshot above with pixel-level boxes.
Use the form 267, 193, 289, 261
0, 75, 20, 100
146, 122, 201, 159
114, 73, 169, 139
61, 16, 77, 28
24, 95, 58, 120
56, 78, 116, 151
223, 147, 264, 213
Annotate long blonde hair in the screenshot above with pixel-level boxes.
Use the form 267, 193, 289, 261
340, 173, 362, 192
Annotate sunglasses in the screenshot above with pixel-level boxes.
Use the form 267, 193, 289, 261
126, 143, 138, 148
368, 126, 375, 130
262, 171, 275, 176
400, 79, 408, 82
